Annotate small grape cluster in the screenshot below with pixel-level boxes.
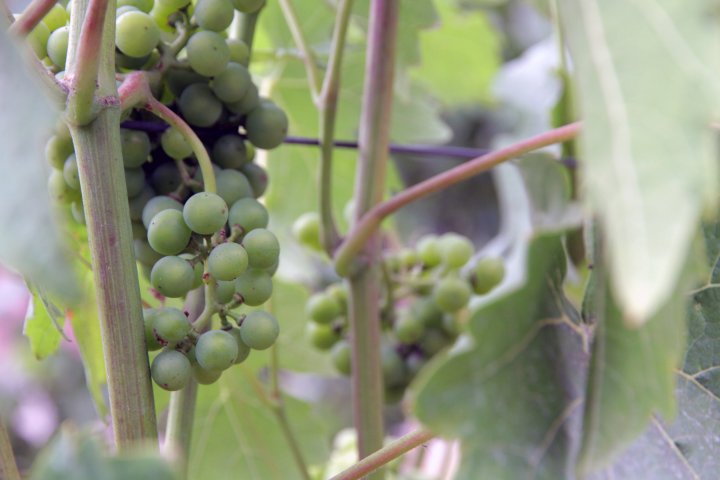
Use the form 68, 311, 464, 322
294, 214, 505, 402
37, 0, 287, 390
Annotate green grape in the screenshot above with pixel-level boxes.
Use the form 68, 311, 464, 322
398, 248, 419, 269
42, 4, 69, 31
71, 201, 85, 224
191, 164, 222, 192
179, 253, 203, 288
416, 235, 441, 268
133, 238, 163, 266
131, 221, 147, 240
143, 308, 163, 351
116, 50, 153, 71
208, 242, 249, 281
244, 102, 288, 150
147, 209, 191, 255
156, 0, 189, 10
160, 127, 193, 160
192, 364, 222, 384
234, 269, 272, 306
472, 257, 505, 295
46, 26, 68, 67
120, 129, 151, 168
116, 11, 160, 58
124, 168, 146, 198
116, 5, 141, 17
240, 163, 268, 198
186, 30, 230, 77
27, 22, 49, 59
439, 233, 474, 269
228, 329, 251, 364
117, 0, 153, 13
149, 163, 183, 194
215, 280, 236, 303
326, 284, 348, 313
194, 0, 233, 31
195, 330, 239, 371
151, 256, 195, 297
292, 212, 322, 251
48, 170, 70, 202
164, 67, 208, 97
432, 276, 471, 313
441, 314, 461, 338
63, 154, 80, 190
382, 345, 407, 388
152, 307, 190, 345
45, 134, 74, 170
306, 323, 340, 351
211, 62, 251, 103
231, 0, 264, 13
331, 340, 351, 375
183, 192, 228, 235
225, 84, 259, 115
142, 195, 183, 228
178, 83, 222, 127
242, 228, 279, 269
228, 198, 268, 232
419, 328, 452, 356
305, 293, 340, 325
212, 135, 249, 169
226, 38, 249, 65
128, 186, 155, 221
149, 2, 177, 32
240, 311, 279, 350
411, 297, 443, 327
394, 313, 425, 344
151, 350, 191, 391
216, 169, 253, 205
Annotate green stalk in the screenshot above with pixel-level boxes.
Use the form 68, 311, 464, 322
66, 0, 157, 447
0, 418, 21, 480
278, 0, 321, 100
234, 8, 263, 65
345, 2, 399, 475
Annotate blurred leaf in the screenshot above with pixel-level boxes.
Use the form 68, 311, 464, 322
0, 17, 79, 302
24, 285, 67, 360
559, 0, 720, 323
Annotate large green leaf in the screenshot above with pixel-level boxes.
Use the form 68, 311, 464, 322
558, 0, 720, 324
0, 18, 79, 302
24, 285, 67, 360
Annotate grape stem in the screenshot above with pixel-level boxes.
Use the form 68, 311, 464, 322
329, 428, 435, 480
0, 418, 21, 480
234, 9, 262, 65
278, 0, 321, 102
334, 122, 583, 277
8, 0, 57, 35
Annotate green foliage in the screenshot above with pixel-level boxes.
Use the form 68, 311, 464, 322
24, 285, 66, 360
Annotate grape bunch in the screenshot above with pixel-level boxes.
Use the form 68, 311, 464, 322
294, 217, 505, 402
38, 0, 288, 390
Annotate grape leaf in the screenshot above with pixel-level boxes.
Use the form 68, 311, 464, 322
23, 284, 67, 360
0, 17, 79, 303
558, 0, 720, 323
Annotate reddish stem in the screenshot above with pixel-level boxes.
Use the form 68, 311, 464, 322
9, 0, 57, 35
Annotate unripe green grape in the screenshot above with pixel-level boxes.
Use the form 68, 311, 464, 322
160, 127, 193, 160
419, 328, 453, 356
151, 256, 194, 297
416, 235, 441, 268
225, 83, 259, 115
149, 2, 177, 32
242, 228, 279, 269
231, 0, 264, 13
116, 50, 153, 71
151, 350, 191, 391
234, 269, 272, 306
116, 5, 141, 17
128, 186, 155, 221
226, 38, 249, 64
42, 4, 69, 31
46, 26, 69, 68
186, 30, 230, 77
196, 330, 239, 371
411, 297, 443, 327
120, 129, 151, 168
178, 83, 222, 127
211, 62, 251, 103
27, 22, 49, 59
382, 345, 407, 388
143, 308, 163, 351
397, 248, 419, 269
116, 11, 159, 58
228, 198, 268, 233
292, 212, 322, 251
142, 196, 183, 228
71, 201, 85, 224
216, 169, 253, 205
149, 163, 183, 194
152, 307, 190, 345
133, 238, 163, 266
156, 0, 189, 10
439, 233, 474, 269
192, 364, 222, 384
432, 276, 471, 313
331, 340, 351, 375
63, 154, 80, 190
326, 284, 348, 313
240, 163, 268, 198
472, 257, 505, 295
240, 311, 278, 350
164, 67, 208, 97
306, 323, 340, 351
117, 0, 153, 13
124, 168, 146, 198
394, 313, 425, 344
147, 209, 191, 255
179, 253, 203, 289
441, 314, 461, 338
131, 221, 147, 240
191, 164, 222, 193
208, 242, 248, 281
215, 280, 236, 304
244, 102, 288, 150
305, 293, 340, 325
194, 0, 233, 31
48, 170, 70, 202
228, 328, 251, 364
45, 135, 74, 170
183, 192, 229, 235
212, 135, 249, 169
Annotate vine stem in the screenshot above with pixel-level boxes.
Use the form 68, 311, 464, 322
329, 428, 435, 480
334, 122, 583, 276
278, 0, 321, 101
346, 1, 399, 477
0, 418, 21, 480
9, 0, 56, 35
234, 9, 262, 65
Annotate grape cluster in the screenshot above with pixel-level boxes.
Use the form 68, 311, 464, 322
38, 0, 287, 390
295, 217, 505, 402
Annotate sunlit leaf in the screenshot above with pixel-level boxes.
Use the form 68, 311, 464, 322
23, 284, 67, 360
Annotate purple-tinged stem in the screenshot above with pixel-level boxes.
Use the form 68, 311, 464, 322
9, 0, 56, 35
